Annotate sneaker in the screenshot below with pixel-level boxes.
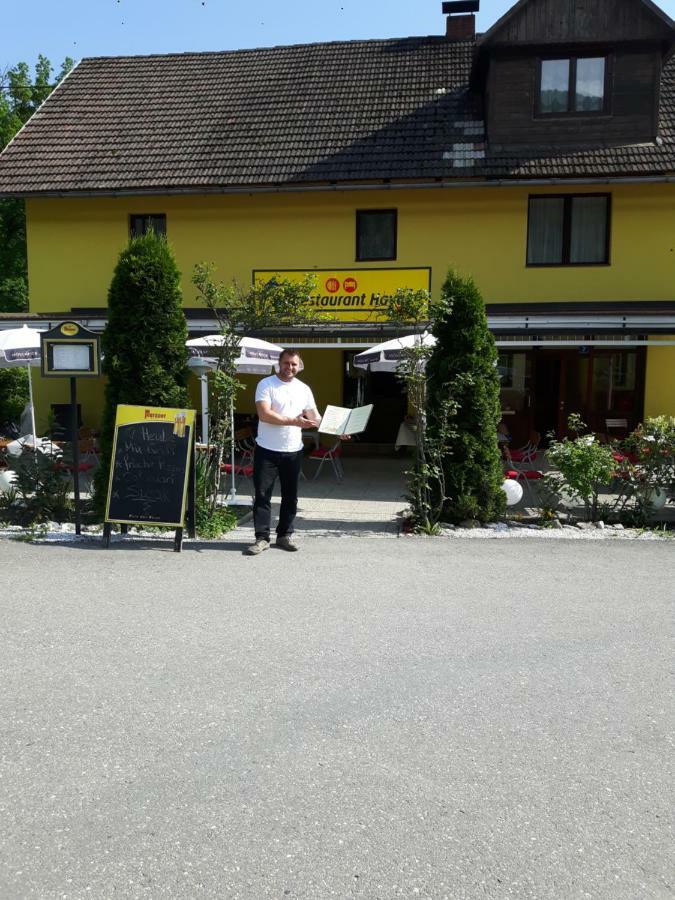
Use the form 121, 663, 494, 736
245, 538, 270, 556
275, 535, 299, 552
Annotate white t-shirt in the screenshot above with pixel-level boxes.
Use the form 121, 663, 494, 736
255, 375, 317, 452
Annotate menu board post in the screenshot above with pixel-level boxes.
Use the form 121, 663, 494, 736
69, 377, 81, 534
40, 321, 102, 536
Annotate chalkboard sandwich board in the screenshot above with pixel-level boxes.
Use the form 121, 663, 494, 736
105, 404, 196, 531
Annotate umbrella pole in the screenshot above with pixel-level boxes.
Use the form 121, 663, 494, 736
200, 373, 209, 445
27, 364, 37, 453
230, 398, 236, 503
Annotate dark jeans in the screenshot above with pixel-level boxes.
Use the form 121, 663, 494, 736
252, 445, 304, 541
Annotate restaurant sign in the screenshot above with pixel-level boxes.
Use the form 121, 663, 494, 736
253, 268, 431, 321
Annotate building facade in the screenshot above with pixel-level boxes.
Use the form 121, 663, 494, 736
1, 0, 674, 444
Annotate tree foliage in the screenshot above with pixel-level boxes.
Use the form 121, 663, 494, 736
426, 268, 506, 524
382, 288, 456, 533
191, 265, 321, 519
93, 232, 189, 513
0, 55, 73, 313
544, 414, 616, 522
0, 367, 28, 431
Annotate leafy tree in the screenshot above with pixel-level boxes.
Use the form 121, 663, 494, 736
0, 55, 73, 148
191, 265, 321, 525
0, 366, 28, 431
0, 55, 73, 312
0, 56, 73, 430
93, 232, 189, 514
382, 287, 457, 534
426, 268, 506, 524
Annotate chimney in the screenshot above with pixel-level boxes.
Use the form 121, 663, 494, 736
442, 0, 479, 40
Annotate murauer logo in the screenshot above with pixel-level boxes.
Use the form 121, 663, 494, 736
144, 409, 166, 419
60, 322, 79, 336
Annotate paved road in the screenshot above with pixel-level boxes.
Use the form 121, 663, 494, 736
1, 536, 673, 899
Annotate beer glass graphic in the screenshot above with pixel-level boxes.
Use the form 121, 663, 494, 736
173, 411, 187, 437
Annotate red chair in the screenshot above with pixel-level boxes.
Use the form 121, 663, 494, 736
508, 431, 541, 465
307, 440, 344, 481
53, 437, 98, 487
53, 459, 96, 491
220, 463, 254, 479
219, 462, 254, 496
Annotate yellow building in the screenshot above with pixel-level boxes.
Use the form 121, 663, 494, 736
1, 0, 674, 444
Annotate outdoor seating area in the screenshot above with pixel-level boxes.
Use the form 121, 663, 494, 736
0, 320, 672, 535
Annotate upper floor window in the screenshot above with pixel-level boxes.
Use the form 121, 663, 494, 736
538, 56, 607, 116
129, 213, 167, 238
527, 194, 610, 266
356, 209, 397, 261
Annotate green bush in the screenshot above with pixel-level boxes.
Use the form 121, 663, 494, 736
545, 414, 616, 522
195, 503, 237, 539
425, 268, 506, 524
621, 416, 675, 494
93, 231, 189, 514
612, 416, 675, 524
193, 451, 237, 537
0, 367, 29, 431
2, 452, 72, 525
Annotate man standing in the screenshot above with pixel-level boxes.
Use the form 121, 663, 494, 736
245, 349, 320, 555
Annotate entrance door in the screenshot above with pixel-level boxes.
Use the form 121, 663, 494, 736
532, 348, 645, 439
586, 350, 645, 434
343, 352, 407, 443
532, 351, 591, 438
532, 354, 562, 439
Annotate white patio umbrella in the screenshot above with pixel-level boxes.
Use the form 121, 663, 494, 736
186, 335, 285, 504
0, 325, 41, 444
352, 332, 437, 373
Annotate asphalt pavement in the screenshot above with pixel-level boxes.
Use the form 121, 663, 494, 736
0, 535, 673, 899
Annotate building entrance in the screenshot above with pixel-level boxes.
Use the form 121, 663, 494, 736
343, 351, 407, 444
499, 348, 646, 442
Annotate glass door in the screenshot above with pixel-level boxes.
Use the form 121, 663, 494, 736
588, 350, 644, 434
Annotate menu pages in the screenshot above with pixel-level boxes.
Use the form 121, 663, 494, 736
318, 404, 373, 436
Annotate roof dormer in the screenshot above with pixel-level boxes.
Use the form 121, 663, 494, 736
473, 0, 675, 148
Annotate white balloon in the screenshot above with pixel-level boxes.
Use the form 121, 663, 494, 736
502, 478, 523, 506
642, 488, 668, 511
0, 469, 18, 494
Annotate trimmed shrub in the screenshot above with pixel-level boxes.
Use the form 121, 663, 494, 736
426, 268, 506, 523
93, 232, 189, 514
0, 367, 29, 432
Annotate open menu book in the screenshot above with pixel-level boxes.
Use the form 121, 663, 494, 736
318, 404, 373, 436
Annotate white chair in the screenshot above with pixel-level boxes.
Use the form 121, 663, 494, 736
306, 440, 344, 481
606, 418, 628, 436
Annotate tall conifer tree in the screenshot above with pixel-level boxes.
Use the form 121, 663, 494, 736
93, 231, 189, 513
426, 268, 506, 523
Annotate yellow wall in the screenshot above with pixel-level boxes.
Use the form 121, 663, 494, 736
231, 351, 343, 416
24, 183, 675, 426
26, 184, 675, 310
644, 341, 675, 419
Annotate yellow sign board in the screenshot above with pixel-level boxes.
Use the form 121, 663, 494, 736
112, 404, 195, 431
253, 268, 431, 321
105, 404, 196, 528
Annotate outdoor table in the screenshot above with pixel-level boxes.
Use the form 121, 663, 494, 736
395, 421, 417, 450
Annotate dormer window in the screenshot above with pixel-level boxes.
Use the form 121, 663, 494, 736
538, 56, 608, 116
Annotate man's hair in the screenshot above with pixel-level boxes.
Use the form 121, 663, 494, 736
279, 348, 302, 362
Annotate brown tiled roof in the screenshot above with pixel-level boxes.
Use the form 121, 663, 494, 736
0, 36, 674, 195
